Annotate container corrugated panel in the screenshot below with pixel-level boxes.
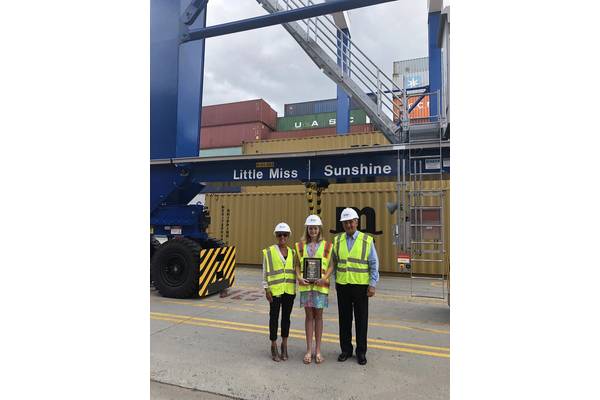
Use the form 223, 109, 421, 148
392, 57, 429, 89
242, 182, 396, 193
198, 146, 243, 157
242, 130, 388, 155
277, 109, 368, 131
284, 97, 374, 117
313, 99, 338, 114
392, 95, 431, 123
199, 122, 272, 149
205, 179, 449, 275
201, 185, 242, 193
393, 57, 429, 75
201, 99, 277, 130
268, 123, 374, 141
285, 99, 336, 116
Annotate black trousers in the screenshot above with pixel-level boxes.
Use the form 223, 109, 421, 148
269, 293, 296, 341
336, 283, 369, 356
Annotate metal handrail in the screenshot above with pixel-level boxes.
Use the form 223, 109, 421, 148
400, 90, 444, 126
308, 3, 403, 101
281, 0, 404, 119
287, 2, 396, 117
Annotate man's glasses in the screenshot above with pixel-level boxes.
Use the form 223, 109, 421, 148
276, 233, 289, 237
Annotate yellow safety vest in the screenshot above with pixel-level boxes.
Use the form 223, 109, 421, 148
295, 240, 333, 295
333, 231, 373, 285
263, 245, 296, 296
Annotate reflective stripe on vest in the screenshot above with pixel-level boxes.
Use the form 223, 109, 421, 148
334, 232, 372, 285
263, 245, 296, 296
296, 240, 332, 295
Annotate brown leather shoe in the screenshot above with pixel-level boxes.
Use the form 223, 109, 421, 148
280, 343, 289, 361
271, 345, 281, 362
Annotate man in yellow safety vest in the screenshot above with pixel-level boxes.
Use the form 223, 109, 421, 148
331, 207, 379, 365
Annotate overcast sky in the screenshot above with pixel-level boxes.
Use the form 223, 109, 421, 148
202, 0, 429, 115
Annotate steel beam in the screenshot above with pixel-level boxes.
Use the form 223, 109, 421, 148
182, 0, 209, 25
182, 0, 398, 42
408, 93, 427, 114
336, 28, 351, 135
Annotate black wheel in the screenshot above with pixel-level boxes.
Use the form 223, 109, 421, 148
150, 238, 161, 287
151, 237, 202, 298
151, 238, 161, 259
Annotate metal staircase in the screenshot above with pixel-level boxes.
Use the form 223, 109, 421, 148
257, 0, 404, 143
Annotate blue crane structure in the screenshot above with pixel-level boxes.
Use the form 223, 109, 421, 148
150, 0, 449, 299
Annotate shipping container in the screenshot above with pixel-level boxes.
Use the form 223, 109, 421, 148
393, 95, 431, 124
267, 123, 374, 141
392, 57, 429, 89
285, 99, 336, 116
242, 182, 396, 193
199, 122, 272, 149
200, 185, 242, 194
283, 94, 377, 117
201, 99, 277, 130
205, 179, 449, 275
276, 109, 369, 131
242, 131, 389, 154
198, 146, 243, 157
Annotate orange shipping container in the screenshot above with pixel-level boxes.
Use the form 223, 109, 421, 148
393, 95, 430, 124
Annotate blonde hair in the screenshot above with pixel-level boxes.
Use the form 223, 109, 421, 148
301, 225, 324, 243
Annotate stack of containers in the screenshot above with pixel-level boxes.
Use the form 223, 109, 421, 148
276, 96, 376, 139
392, 57, 429, 89
204, 130, 449, 275
392, 57, 431, 124
199, 99, 277, 152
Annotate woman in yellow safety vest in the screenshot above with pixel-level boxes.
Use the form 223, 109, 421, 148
262, 222, 296, 362
294, 214, 333, 364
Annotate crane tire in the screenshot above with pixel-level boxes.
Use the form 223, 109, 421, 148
151, 237, 202, 298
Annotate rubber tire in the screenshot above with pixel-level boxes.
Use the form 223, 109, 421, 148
150, 238, 162, 287
151, 237, 202, 298
150, 238, 161, 260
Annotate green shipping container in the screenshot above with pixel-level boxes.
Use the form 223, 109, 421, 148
276, 109, 368, 131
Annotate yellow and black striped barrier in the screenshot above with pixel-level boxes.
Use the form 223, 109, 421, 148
198, 246, 236, 297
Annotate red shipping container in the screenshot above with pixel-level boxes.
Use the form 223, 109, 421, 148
201, 99, 278, 130
268, 124, 374, 140
200, 122, 273, 149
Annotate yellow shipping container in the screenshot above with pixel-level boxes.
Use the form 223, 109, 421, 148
242, 131, 390, 154
205, 180, 449, 275
242, 182, 397, 193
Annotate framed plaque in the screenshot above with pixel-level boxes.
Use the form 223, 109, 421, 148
303, 258, 322, 282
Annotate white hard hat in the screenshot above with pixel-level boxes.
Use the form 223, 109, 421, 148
273, 222, 292, 234
339, 207, 359, 222
305, 214, 323, 226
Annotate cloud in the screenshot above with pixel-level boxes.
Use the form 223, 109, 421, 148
202, 0, 429, 114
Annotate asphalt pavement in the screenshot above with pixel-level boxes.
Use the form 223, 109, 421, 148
151, 265, 449, 400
